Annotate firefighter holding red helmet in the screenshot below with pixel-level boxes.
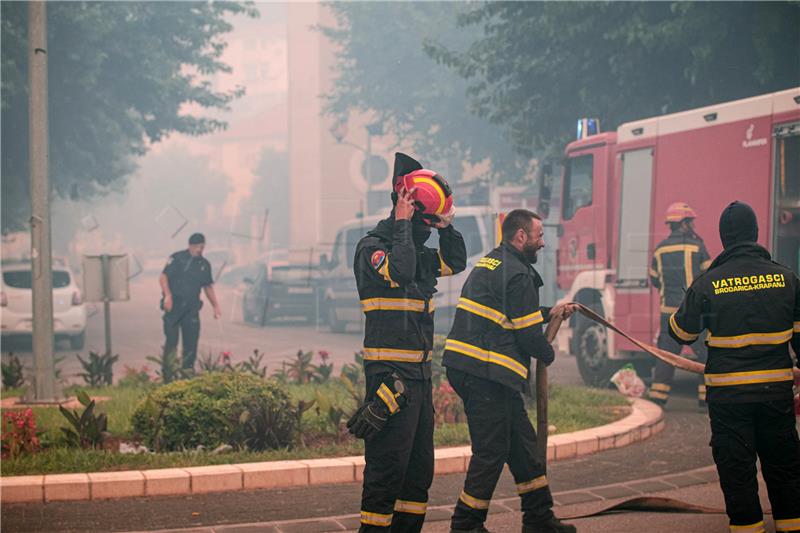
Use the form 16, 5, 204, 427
648, 202, 712, 407
348, 153, 466, 532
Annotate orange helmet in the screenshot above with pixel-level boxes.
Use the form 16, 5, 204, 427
396, 169, 453, 222
665, 202, 697, 224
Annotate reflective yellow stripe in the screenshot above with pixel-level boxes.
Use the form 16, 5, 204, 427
438, 250, 454, 277
698, 384, 707, 400
415, 177, 446, 214
705, 368, 794, 387
649, 390, 669, 401
361, 298, 426, 313
459, 490, 490, 510
701, 259, 712, 271
361, 510, 393, 527
794, 322, 800, 333
730, 521, 765, 533
445, 339, 528, 379
776, 516, 800, 531
651, 383, 671, 392
656, 244, 700, 255
378, 259, 399, 288
649, 267, 659, 278
669, 313, 699, 342
660, 305, 679, 313
457, 297, 512, 329
707, 328, 792, 348
394, 499, 427, 515
516, 475, 548, 494
376, 383, 400, 414
364, 347, 426, 363
510, 310, 544, 330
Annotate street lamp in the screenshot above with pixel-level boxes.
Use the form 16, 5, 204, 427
329, 121, 389, 215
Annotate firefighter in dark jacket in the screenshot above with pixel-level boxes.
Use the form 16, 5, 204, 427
347, 153, 467, 532
649, 202, 712, 407
669, 201, 800, 533
443, 209, 577, 533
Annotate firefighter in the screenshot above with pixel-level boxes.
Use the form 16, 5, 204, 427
669, 201, 800, 533
347, 153, 467, 532
443, 209, 577, 533
159, 232, 221, 371
648, 202, 712, 407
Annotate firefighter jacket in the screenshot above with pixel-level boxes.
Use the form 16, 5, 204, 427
669, 243, 800, 403
650, 230, 711, 313
354, 217, 467, 381
442, 243, 554, 393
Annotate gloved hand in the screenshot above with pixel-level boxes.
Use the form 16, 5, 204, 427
347, 374, 407, 440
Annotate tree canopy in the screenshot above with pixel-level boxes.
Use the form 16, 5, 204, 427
320, 2, 532, 185
1, 1, 258, 231
427, 2, 800, 156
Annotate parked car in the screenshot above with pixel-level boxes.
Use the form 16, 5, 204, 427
241, 252, 326, 326
1, 260, 87, 349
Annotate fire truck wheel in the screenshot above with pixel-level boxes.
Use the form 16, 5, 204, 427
575, 318, 621, 388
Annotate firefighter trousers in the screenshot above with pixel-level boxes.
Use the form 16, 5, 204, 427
651, 313, 708, 404
359, 375, 434, 533
163, 308, 200, 370
447, 368, 554, 530
708, 398, 800, 532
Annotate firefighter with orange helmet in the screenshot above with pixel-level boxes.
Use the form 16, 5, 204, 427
648, 202, 711, 407
347, 153, 466, 532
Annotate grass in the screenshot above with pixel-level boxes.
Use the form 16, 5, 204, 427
1, 381, 630, 476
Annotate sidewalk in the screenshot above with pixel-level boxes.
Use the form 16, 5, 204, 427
128, 465, 749, 533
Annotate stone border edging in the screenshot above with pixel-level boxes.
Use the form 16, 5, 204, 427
0, 398, 663, 504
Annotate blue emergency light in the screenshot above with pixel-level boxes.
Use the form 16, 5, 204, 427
577, 118, 600, 140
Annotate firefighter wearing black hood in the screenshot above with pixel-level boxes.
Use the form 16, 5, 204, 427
669, 201, 800, 533
348, 153, 467, 532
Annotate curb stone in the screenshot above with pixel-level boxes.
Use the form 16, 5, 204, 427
0, 398, 663, 504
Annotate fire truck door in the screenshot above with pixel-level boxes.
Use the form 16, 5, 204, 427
773, 123, 800, 275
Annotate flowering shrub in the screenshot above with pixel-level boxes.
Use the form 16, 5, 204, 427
1, 408, 40, 458
432, 380, 466, 426
118, 365, 154, 388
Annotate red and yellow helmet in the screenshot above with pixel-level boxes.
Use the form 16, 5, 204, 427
395, 168, 453, 224
665, 202, 697, 223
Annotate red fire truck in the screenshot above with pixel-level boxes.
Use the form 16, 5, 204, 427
543, 88, 800, 386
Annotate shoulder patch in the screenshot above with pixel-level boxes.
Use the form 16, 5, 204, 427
371, 250, 387, 270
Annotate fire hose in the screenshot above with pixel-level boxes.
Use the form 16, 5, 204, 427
535, 303, 800, 519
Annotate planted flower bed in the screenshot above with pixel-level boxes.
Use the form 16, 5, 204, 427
0, 346, 630, 476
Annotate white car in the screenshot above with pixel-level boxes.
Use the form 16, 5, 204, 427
1, 260, 87, 349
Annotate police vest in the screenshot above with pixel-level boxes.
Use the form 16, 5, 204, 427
669, 243, 798, 403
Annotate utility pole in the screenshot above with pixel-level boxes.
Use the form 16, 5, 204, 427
28, 1, 57, 401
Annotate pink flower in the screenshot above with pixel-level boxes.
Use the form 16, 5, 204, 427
318, 350, 330, 362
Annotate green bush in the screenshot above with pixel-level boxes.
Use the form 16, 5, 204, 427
130, 372, 297, 452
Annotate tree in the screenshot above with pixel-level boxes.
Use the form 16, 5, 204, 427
426, 2, 800, 157
320, 2, 532, 185
1, 1, 258, 232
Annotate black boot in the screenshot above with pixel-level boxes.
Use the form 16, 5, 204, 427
522, 516, 577, 533
450, 526, 492, 533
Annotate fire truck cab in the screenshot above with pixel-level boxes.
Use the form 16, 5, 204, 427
545, 88, 800, 386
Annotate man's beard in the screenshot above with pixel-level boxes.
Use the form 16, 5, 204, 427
523, 243, 539, 264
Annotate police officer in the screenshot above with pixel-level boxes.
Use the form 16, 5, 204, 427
347, 153, 467, 532
443, 209, 576, 533
649, 202, 712, 407
159, 233, 221, 371
669, 201, 800, 533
